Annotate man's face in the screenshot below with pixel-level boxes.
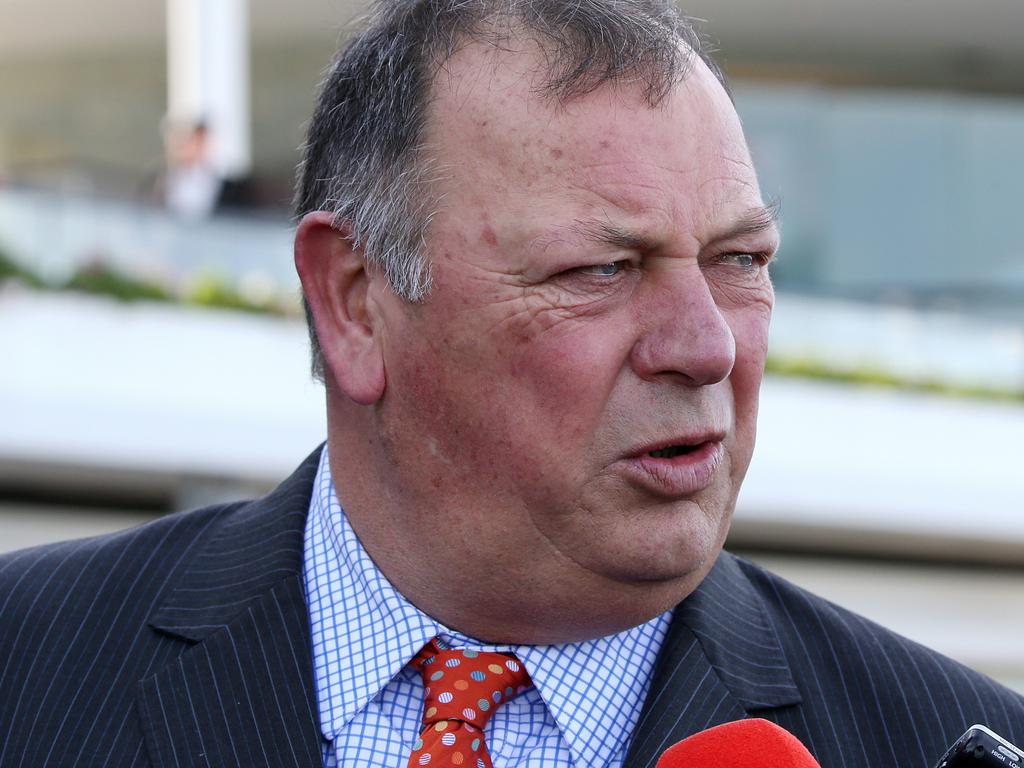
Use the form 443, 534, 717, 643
368, 45, 777, 636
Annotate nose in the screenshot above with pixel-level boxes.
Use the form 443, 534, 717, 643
629, 266, 736, 387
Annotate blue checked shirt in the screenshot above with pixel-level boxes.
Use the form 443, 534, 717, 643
304, 447, 672, 768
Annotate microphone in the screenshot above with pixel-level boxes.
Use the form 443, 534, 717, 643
933, 724, 1024, 767
655, 718, 821, 768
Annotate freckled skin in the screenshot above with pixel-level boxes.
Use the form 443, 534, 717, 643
326, 42, 779, 643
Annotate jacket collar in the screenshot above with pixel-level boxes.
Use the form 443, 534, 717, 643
146, 447, 321, 641
138, 447, 324, 768
677, 551, 802, 710
624, 551, 802, 768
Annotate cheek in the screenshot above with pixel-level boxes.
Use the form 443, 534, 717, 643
499, 320, 631, 438
726, 306, 771, 463
729, 303, 771, 386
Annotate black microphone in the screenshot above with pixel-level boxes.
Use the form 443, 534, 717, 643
934, 725, 1024, 767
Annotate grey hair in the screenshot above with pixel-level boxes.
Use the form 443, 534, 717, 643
294, 0, 726, 381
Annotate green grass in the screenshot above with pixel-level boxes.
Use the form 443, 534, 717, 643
0, 248, 46, 289
764, 356, 1023, 403
1, 248, 291, 316
62, 262, 173, 303
185, 272, 285, 315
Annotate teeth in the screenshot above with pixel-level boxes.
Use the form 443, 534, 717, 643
649, 445, 696, 459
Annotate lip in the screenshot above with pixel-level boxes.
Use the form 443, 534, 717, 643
618, 434, 726, 497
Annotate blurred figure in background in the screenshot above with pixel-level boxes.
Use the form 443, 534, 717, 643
160, 118, 223, 220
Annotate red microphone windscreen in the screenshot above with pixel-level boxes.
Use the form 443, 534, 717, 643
655, 718, 821, 768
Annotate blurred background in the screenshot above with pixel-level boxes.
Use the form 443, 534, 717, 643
1, 0, 1022, 690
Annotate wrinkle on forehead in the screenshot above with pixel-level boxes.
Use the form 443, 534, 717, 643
426, 41, 686, 157
423, 38, 766, 260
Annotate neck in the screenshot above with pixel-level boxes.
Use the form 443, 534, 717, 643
324, 393, 705, 644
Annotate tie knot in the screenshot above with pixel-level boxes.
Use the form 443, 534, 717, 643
413, 640, 531, 731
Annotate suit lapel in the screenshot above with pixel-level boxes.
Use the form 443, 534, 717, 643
137, 449, 324, 768
623, 617, 748, 768
624, 552, 803, 768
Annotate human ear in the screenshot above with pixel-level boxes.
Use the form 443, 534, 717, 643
294, 211, 385, 404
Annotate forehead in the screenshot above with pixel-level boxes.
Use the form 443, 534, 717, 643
424, 41, 762, 245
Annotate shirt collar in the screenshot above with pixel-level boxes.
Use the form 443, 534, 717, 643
512, 618, 671, 768
305, 447, 671, 767
304, 447, 441, 738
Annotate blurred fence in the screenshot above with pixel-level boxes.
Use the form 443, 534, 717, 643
0, 184, 295, 289
739, 84, 1024, 318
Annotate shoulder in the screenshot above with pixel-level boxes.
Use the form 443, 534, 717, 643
0, 501, 238, 645
0, 502, 242, 762
0, 448, 321, 765
727, 552, 1024, 759
0, 446, 322, 632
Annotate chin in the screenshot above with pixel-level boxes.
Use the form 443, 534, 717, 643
580, 575, 705, 640
609, 552, 711, 586
606, 518, 730, 586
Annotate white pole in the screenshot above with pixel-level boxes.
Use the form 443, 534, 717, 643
166, 0, 251, 179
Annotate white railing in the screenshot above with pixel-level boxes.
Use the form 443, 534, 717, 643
0, 185, 296, 288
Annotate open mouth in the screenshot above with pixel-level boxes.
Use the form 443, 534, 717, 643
647, 443, 703, 459
627, 437, 724, 494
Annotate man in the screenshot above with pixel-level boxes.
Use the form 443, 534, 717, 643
2, 1, 1022, 767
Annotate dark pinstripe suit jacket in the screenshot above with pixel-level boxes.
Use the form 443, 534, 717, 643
2, 447, 1023, 767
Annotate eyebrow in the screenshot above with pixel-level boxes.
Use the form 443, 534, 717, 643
570, 199, 781, 251
715, 200, 782, 241
571, 219, 653, 251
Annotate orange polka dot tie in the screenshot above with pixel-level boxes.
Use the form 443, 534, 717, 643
407, 639, 532, 768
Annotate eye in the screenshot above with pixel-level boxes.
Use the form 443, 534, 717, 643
575, 260, 631, 277
716, 252, 763, 269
